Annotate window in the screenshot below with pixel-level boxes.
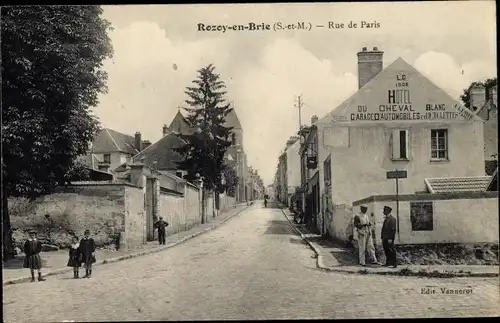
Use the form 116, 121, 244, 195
431, 129, 448, 160
410, 202, 433, 231
391, 129, 409, 160
103, 153, 111, 164
231, 133, 236, 145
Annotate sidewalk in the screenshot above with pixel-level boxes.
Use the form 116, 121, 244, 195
3, 202, 252, 285
281, 208, 499, 278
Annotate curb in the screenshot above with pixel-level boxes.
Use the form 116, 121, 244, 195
3, 204, 250, 286
280, 208, 499, 279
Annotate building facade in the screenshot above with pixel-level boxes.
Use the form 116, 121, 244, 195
309, 47, 486, 236
79, 128, 151, 173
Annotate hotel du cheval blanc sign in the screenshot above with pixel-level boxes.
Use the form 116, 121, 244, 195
329, 58, 476, 124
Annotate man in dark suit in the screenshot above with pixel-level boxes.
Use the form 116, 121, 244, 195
154, 217, 169, 245
80, 229, 96, 278
381, 206, 397, 268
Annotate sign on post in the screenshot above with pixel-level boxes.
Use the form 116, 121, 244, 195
386, 170, 407, 243
386, 170, 407, 179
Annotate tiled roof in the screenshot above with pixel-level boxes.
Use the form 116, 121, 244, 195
131, 132, 186, 171
476, 98, 497, 121
168, 110, 196, 135
425, 176, 492, 193
169, 108, 242, 133
92, 128, 139, 155
225, 108, 242, 130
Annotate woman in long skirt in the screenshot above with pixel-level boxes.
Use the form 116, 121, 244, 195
23, 230, 46, 282
67, 236, 82, 279
79, 229, 96, 278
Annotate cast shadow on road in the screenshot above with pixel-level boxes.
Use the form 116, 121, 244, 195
2, 256, 49, 270
263, 220, 295, 235
331, 250, 358, 266
264, 202, 282, 209
289, 237, 308, 245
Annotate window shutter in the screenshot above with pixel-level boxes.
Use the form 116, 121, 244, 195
399, 129, 409, 159
403, 130, 410, 159
391, 129, 400, 159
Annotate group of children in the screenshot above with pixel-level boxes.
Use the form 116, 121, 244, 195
23, 229, 96, 282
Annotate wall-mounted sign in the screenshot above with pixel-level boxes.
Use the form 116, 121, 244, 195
329, 58, 476, 124
307, 156, 317, 169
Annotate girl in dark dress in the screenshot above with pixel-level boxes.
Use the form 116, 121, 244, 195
79, 229, 96, 278
23, 230, 46, 282
67, 236, 82, 279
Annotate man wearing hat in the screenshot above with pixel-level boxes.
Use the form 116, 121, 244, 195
353, 205, 378, 266
79, 229, 96, 278
154, 217, 169, 245
381, 206, 397, 268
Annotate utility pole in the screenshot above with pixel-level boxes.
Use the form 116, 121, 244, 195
295, 95, 304, 131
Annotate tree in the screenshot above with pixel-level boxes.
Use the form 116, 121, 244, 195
1, 6, 113, 260
175, 64, 234, 193
221, 165, 239, 197
460, 77, 497, 109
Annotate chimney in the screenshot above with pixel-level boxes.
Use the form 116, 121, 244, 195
134, 132, 142, 151
311, 115, 318, 124
142, 140, 152, 150
470, 84, 486, 112
98, 163, 110, 173
162, 124, 169, 136
357, 46, 384, 89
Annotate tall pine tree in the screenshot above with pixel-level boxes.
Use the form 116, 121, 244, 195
175, 64, 234, 193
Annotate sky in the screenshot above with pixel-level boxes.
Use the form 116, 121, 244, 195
95, 2, 497, 186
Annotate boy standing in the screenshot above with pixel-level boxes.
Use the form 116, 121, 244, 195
80, 230, 96, 278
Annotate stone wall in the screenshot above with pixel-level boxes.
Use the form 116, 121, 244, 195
184, 183, 201, 229
159, 192, 185, 235
219, 194, 236, 211
353, 192, 499, 244
124, 185, 146, 247
9, 179, 233, 249
8, 182, 145, 248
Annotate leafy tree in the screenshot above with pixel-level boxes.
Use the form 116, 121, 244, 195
175, 64, 234, 193
460, 77, 497, 109
221, 165, 239, 197
1, 5, 113, 260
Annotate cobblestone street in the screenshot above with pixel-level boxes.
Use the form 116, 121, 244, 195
3, 204, 499, 321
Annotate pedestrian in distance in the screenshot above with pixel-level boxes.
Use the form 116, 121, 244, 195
154, 217, 169, 245
353, 205, 378, 266
67, 236, 82, 279
80, 230, 96, 278
23, 229, 46, 282
381, 205, 398, 268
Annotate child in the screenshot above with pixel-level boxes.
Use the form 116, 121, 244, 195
79, 229, 96, 278
23, 229, 46, 282
67, 236, 82, 279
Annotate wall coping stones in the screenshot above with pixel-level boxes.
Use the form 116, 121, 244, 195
353, 191, 499, 206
